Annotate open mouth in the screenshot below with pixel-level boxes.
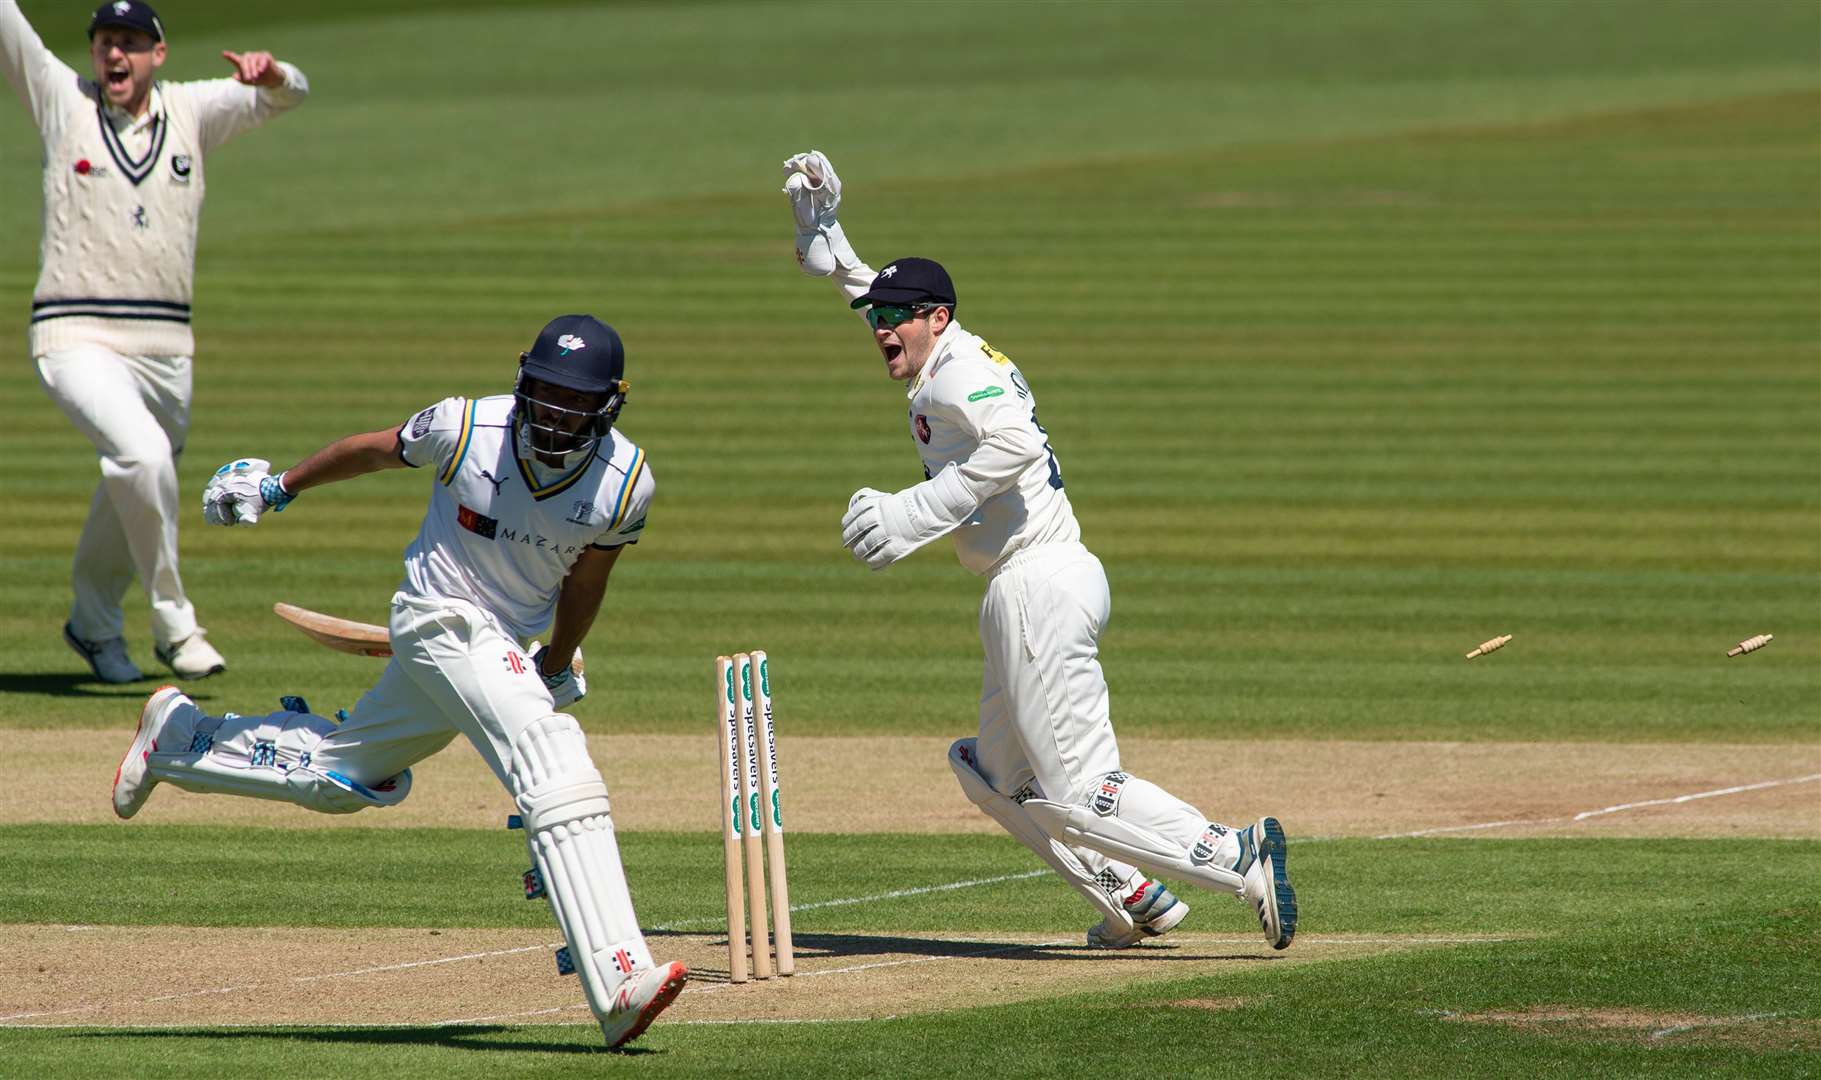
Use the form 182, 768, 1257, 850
107, 67, 130, 88
881, 342, 904, 365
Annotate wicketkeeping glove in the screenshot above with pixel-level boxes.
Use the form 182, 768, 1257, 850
782, 149, 861, 277
201, 458, 295, 527
530, 643, 587, 708
840, 464, 982, 571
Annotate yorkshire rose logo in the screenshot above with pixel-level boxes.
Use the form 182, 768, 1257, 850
878, 265, 899, 278
557, 334, 585, 355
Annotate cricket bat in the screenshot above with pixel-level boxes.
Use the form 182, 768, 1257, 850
273, 602, 392, 657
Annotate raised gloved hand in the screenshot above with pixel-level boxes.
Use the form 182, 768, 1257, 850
840, 464, 983, 571
531, 643, 587, 707
782, 150, 858, 277
201, 458, 295, 526
782, 150, 841, 229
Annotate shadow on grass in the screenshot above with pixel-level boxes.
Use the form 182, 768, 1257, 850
663, 929, 1281, 984
0, 670, 222, 703
71, 1025, 652, 1055
0, 672, 204, 700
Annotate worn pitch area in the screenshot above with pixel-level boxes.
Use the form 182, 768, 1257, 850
3, 733, 1813, 1029
14, 733, 1820, 837
1, 925, 1506, 1028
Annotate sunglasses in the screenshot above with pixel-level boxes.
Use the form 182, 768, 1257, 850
864, 303, 939, 330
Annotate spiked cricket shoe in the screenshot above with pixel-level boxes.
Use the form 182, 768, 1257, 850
600, 961, 688, 1049
1239, 817, 1297, 950
65, 622, 142, 684
156, 630, 226, 679
114, 686, 194, 819
1087, 878, 1190, 948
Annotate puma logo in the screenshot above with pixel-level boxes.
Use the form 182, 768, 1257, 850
479, 468, 508, 495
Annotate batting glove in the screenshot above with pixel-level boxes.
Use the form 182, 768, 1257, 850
531, 643, 587, 707
201, 458, 295, 526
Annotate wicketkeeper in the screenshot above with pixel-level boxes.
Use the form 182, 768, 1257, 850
783, 151, 1298, 950
110, 315, 688, 1048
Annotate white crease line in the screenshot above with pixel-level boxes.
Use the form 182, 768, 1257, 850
1376, 773, 1821, 839
291, 943, 556, 982
1382, 818, 1553, 839
6, 872, 1044, 1025
1574, 774, 1821, 821
5, 933, 1499, 1030
441, 937, 1077, 1023
0, 945, 563, 1023
650, 869, 1048, 932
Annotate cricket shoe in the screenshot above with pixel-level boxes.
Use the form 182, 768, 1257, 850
600, 961, 688, 1049
1087, 878, 1190, 948
65, 622, 142, 684
156, 630, 226, 679
114, 686, 198, 819
1238, 817, 1297, 950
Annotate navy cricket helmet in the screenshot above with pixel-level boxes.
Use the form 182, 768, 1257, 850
514, 314, 629, 462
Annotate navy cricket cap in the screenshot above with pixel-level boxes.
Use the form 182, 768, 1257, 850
89, 0, 164, 42
849, 257, 957, 310
519, 315, 626, 395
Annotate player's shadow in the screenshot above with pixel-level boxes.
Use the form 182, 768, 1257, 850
657, 930, 1277, 985
75, 1026, 647, 1055
0, 672, 212, 700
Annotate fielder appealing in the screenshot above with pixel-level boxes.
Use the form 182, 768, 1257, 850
1, 1, 308, 682
110, 315, 688, 1048
783, 152, 1298, 950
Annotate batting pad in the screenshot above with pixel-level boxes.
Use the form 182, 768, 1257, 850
148, 708, 412, 814
1023, 773, 1245, 897
510, 713, 653, 1026
948, 738, 1136, 928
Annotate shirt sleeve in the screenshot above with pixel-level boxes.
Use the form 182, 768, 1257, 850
189, 61, 308, 155
931, 356, 1049, 505
395, 397, 469, 475
0, 1, 83, 142
592, 455, 654, 548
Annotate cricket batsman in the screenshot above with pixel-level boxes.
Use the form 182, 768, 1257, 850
782, 151, 1298, 950
110, 315, 687, 1048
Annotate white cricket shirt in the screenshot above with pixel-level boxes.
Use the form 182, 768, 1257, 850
905, 324, 1082, 575
395, 395, 654, 640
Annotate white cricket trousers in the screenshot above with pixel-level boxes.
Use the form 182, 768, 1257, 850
971, 542, 1232, 885
144, 590, 660, 998
36, 345, 196, 646
973, 542, 1123, 804
150, 592, 567, 805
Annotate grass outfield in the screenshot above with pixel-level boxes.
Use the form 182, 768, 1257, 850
0, 0, 1816, 1075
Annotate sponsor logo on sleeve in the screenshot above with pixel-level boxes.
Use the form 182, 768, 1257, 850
410, 407, 435, 439
966, 386, 1005, 402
